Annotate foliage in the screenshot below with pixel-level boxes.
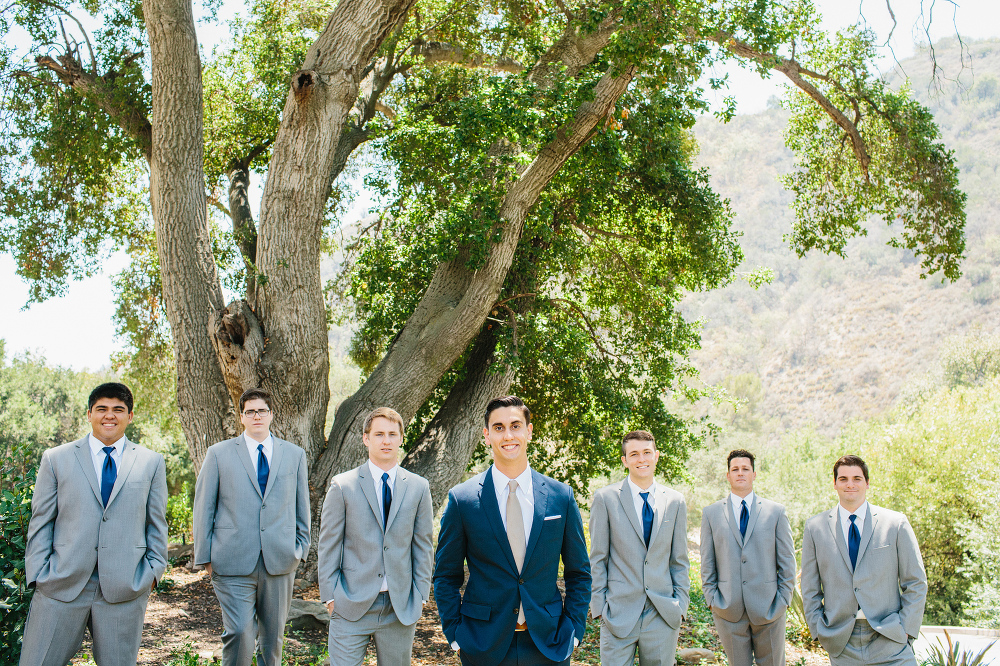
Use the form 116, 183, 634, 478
166, 482, 194, 542
920, 631, 997, 666
0, 442, 37, 664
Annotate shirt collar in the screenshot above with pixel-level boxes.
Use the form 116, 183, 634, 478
89, 433, 125, 456
627, 476, 656, 499
245, 431, 273, 455
839, 501, 868, 524
368, 459, 398, 484
730, 491, 755, 511
492, 464, 532, 496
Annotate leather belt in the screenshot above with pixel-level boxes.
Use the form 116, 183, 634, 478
515, 622, 528, 631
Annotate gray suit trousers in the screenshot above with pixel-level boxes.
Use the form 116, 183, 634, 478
211, 554, 294, 666
328, 591, 416, 666
712, 609, 787, 666
19, 568, 149, 666
599, 598, 679, 666
830, 621, 917, 666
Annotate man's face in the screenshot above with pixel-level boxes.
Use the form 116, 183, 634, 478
363, 416, 403, 468
726, 457, 756, 495
87, 397, 133, 445
484, 406, 532, 467
240, 398, 273, 440
834, 465, 869, 506
622, 439, 659, 484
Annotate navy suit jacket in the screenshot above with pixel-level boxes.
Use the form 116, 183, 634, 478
434, 466, 591, 666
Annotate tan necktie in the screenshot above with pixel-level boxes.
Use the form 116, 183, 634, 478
507, 479, 526, 624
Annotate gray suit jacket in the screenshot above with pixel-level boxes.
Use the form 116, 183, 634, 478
801, 503, 927, 657
193, 434, 311, 576
24, 436, 168, 604
317, 464, 433, 626
589, 480, 690, 637
700, 495, 795, 625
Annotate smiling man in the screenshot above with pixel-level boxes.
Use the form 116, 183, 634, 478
317, 407, 433, 666
434, 395, 591, 666
19, 382, 167, 666
801, 455, 927, 666
588, 430, 689, 666
193, 388, 310, 666
700, 450, 795, 666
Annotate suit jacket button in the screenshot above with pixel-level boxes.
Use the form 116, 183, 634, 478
379, 573, 383, 578
102, 517, 107, 522
384, 547, 388, 551
519, 579, 524, 585
742, 558, 746, 563
262, 503, 266, 509
261, 527, 265, 531
513, 609, 518, 614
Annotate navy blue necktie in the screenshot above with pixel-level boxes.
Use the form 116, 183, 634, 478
739, 499, 749, 537
257, 443, 269, 495
101, 446, 116, 508
640, 491, 653, 548
382, 472, 392, 529
848, 514, 860, 570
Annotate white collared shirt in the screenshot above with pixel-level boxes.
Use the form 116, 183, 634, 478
245, 432, 273, 476
627, 477, 658, 525
730, 491, 755, 526
369, 460, 398, 592
492, 465, 534, 541
88, 433, 124, 481
839, 501, 869, 619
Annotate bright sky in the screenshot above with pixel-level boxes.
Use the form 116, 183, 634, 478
2, 0, 999, 371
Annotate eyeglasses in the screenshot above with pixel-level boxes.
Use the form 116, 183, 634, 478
243, 408, 271, 417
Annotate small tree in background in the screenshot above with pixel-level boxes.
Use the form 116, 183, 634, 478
0, 443, 37, 663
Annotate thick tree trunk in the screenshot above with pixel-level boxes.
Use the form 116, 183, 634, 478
401, 323, 515, 509
142, 0, 233, 470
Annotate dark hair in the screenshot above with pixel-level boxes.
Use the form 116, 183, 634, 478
88, 382, 134, 413
833, 455, 869, 482
239, 388, 273, 412
727, 449, 756, 471
364, 407, 404, 434
620, 430, 655, 457
484, 395, 531, 428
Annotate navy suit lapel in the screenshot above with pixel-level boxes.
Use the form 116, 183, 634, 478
262, 438, 284, 501
618, 481, 645, 544
235, 435, 263, 499
105, 438, 138, 508
480, 467, 519, 574
357, 464, 382, 527
73, 437, 103, 505
385, 468, 408, 532
522, 470, 549, 568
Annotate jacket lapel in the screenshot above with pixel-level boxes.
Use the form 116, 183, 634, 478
725, 497, 744, 547
105, 438, 138, 509
357, 464, 383, 527
73, 437, 103, 505
618, 480, 645, 545
385, 467, 409, 532
856, 504, 877, 565
235, 435, 263, 499
522, 470, 549, 568
262, 438, 284, 501
647, 485, 669, 548
480, 467, 519, 574
742, 496, 763, 544
828, 506, 853, 571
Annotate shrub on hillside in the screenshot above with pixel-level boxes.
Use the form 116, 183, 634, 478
0, 443, 37, 663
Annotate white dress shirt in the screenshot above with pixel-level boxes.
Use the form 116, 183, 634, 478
244, 432, 273, 475
88, 433, 124, 481
838, 501, 869, 619
369, 460, 398, 593
626, 477, 659, 524
492, 465, 534, 540
730, 491, 755, 525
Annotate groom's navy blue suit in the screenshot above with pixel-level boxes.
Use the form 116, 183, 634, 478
434, 466, 591, 666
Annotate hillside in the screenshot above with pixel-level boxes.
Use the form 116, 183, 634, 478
682, 38, 1000, 438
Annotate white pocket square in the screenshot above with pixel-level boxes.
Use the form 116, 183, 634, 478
544, 515, 562, 521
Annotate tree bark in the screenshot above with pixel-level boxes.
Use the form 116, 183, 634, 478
142, 0, 233, 471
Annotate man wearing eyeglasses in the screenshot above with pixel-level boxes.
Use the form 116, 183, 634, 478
193, 388, 311, 666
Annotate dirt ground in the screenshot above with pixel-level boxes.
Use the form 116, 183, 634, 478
67, 564, 831, 666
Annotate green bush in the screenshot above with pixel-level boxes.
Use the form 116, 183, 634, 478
166, 482, 194, 542
0, 443, 37, 664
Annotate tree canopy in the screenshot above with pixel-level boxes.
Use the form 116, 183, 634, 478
0, 0, 967, 524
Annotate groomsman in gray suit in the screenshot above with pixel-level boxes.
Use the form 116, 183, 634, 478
801, 455, 927, 666
193, 388, 311, 666
318, 407, 434, 665
19, 382, 168, 666
589, 430, 689, 666
700, 449, 796, 666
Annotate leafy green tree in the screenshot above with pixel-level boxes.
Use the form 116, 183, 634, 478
0, 443, 36, 663
1, 0, 968, 535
